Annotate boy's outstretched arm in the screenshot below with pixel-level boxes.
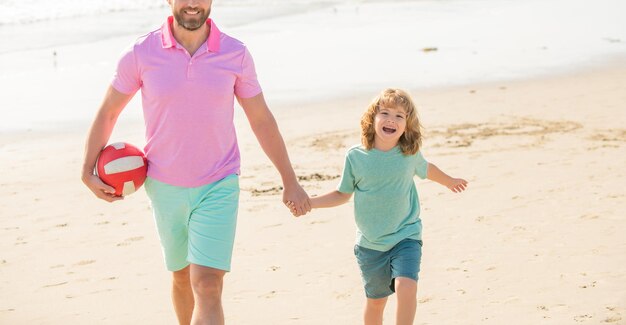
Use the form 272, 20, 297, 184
310, 190, 352, 209
287, 190, 352, 216
426, 163, 468, 193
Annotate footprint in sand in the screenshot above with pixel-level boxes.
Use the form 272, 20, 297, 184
418, 296, 433, 303
117, 236, 144, 247
574, 314, 593, 322
297, 173, 340, 182
259, 290, 277, 299
587, 129, 626, 149
579, 281, 597, 289
247, 186, 283, 197
42, 281, 68, 288
248, 204, 269, 212
303, 130, 358, 151
588, 129, 626, 143
428, 117, 582, 149
246, 173, 341, 196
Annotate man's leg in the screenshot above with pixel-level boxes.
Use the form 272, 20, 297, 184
189, 264, 226, 325
394, 277, 417, 325
364, 296, 388, 325
172, 266, 194, 325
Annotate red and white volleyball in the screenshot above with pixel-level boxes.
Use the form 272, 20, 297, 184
96, 142, 148, 197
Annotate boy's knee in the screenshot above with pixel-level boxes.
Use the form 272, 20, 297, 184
366, 297, 387, 309
394, 277, 417, 296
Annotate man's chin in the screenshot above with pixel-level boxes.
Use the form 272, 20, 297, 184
181, 22, 204, 31
173, 13, 210, 31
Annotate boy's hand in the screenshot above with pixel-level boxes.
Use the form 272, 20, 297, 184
285, 201, 299, 217
447, 178, 468, 193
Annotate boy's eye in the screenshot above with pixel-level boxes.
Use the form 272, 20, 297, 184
396, 115, 405, 119
381, 112, 389, 115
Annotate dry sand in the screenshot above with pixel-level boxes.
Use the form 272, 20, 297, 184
1, 62, 625, 324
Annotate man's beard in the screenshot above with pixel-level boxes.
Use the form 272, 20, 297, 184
173, 8, 210, 31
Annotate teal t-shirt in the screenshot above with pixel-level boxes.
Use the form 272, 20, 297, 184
338, 145, 429, 252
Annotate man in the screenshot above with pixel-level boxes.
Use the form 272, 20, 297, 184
81, 0, 311, 323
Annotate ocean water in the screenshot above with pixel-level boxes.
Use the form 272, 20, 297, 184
0, 0, 167, 25
0, 0, 341, 54
0, 0, 625, 131
0, 0, 342, 25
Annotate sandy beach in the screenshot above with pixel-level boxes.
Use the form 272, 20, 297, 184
2, 61, 625, 324
1, 1, 626, 324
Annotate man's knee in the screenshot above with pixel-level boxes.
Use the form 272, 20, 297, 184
172, 266, 191, 289
190, 266, 225, 299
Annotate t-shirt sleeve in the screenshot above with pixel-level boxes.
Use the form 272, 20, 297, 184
234, 47, 262, 99
337, 153, 356, 193
111, 45, 141, 95
414, 151, 428, 179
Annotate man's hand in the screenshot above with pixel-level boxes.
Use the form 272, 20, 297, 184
82, 174, 124, 202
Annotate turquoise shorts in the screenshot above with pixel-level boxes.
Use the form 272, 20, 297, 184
144, 174, 240, 272
354, 238, 423, 299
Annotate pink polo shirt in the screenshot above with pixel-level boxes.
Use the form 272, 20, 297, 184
112, 17, 262, 187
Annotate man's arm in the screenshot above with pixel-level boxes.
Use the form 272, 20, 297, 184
238, 93, 311, 216
81, 86, 135, 202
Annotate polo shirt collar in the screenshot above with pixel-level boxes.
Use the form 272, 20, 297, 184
161, 16, 221, 53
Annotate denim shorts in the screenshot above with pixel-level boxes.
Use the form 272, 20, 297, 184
144, 174, 240, 272
354, 238, 423, 299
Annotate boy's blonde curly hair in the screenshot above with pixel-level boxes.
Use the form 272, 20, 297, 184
360, 88, 422, 155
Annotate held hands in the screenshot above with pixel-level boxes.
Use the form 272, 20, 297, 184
82, 174, 124, 203
282, 181, 311, 217
447, 178, 469, 193
285, 201, 298, 216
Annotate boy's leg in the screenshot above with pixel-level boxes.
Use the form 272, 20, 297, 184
172, 266, 194, 325
365, 296, 388, 325
354, 244, 395, 325
190, 264, 226, 325
394, 277, 418, 325
389, 239, 422, 325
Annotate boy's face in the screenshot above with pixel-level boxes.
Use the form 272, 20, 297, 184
374, 105, 407, 147
168, 0, 212, 31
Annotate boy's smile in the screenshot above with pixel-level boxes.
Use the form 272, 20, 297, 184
382, 126, 397, 134
374, 106, 407, 151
